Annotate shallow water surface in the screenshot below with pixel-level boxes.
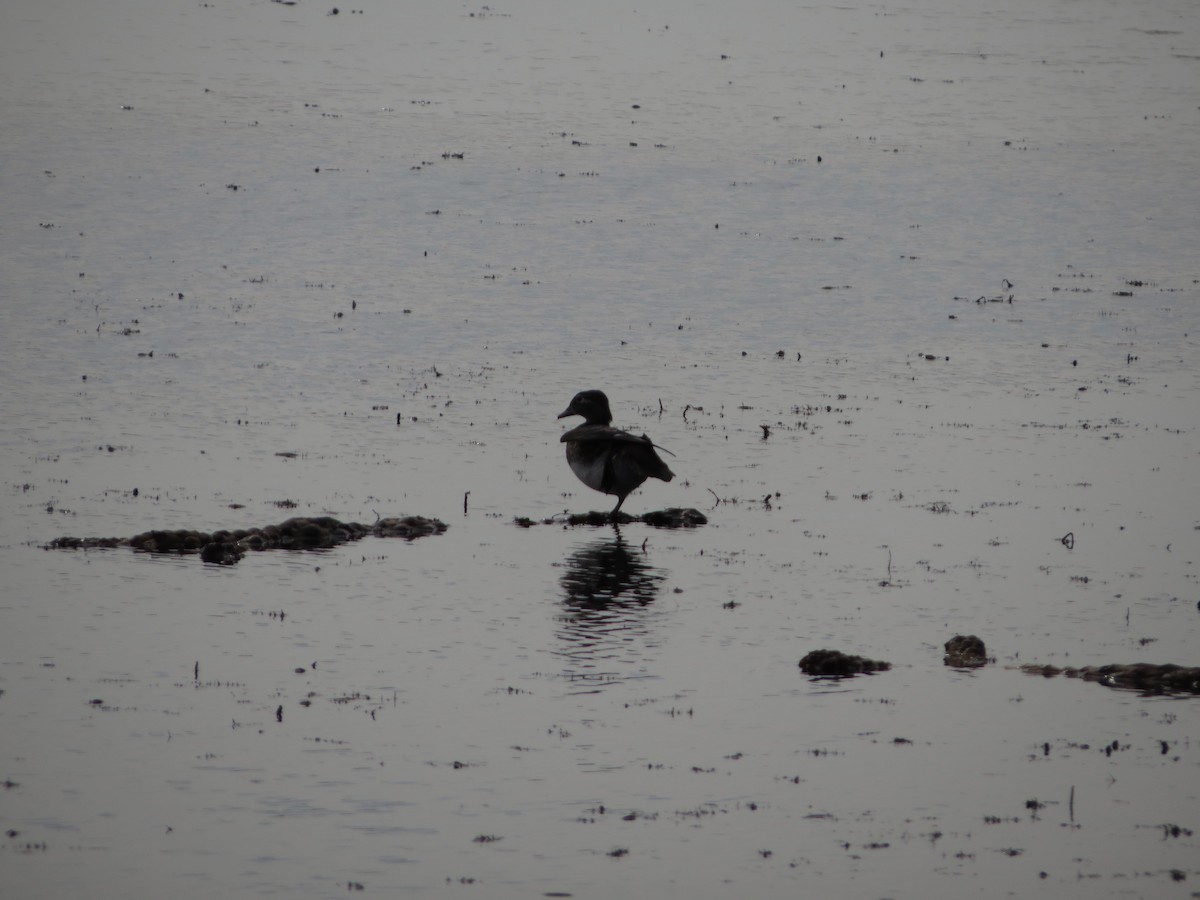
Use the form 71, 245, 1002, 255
2, 0, 1198, 897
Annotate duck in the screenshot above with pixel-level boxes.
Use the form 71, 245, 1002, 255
557, 390, 675, 520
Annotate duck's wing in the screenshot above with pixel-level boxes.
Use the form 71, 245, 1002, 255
610, 433, 675, 483
561, 424, 675, 457
636, 432, 676, 457
560, 424, 624, 443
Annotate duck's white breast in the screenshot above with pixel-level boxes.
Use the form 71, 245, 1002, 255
567, 451, 611, 494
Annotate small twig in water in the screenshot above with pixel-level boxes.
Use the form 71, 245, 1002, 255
463, 491, 470, 515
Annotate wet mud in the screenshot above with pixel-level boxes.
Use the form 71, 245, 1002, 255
799, 649, 891, 677
514, 507, 708, 528
45, 515, 448, 565
943, 634, 989, 668
1020, 662, 1200, 695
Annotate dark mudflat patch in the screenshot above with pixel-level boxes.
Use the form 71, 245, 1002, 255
514, 508, 708, 528
799, 649, 891, 677
46, 515, 448, 565
944, 634, 988, 668
1019, 662, 1200, 695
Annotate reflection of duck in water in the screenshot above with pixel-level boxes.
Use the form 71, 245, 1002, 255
560, 533, 664, 609
557, 534, 667, 684
557, 390, 675, 521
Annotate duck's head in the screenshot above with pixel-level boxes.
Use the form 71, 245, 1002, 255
557, 390, 612, 425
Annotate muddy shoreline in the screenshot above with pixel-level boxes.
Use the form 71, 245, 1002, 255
46, 515, 448, 565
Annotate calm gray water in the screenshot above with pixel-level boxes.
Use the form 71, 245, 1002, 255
2, 0, 1198, 897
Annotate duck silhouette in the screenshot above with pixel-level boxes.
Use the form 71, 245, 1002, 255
557, 390, 675, 520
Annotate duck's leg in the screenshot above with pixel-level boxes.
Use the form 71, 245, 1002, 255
609, 494, 627, 522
